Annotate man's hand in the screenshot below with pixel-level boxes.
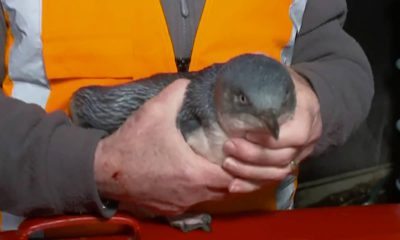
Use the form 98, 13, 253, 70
94, 79, 233, 216
222, 69, 322, 193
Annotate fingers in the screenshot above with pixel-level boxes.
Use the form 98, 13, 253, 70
222, 137, 297, 183
229, 178, 263, 193
224, 138, 296, 166
222, 139, 316, 189
245, 119, 310, 149
201, 188, 230, 202
142, 202, 188, 217
222, 157, 292, 182
242, 68, 321, 150
193, 156, 234, 189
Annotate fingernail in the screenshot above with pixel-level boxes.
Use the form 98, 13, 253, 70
223, 157, 236, 169
246, 133, 257, 142
229, 181, 241, 193
224, 140, 236, 151
230, 180, 252, 193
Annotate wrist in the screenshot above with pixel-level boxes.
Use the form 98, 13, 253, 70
93, 135, 123, 218
289, 67, 321, 113
94, 136, 123, 200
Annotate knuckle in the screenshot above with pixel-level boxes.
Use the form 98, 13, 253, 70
294, 130, 310, 145
260, 149, 294, 166
182, 170, 207, 193
140, 101, 164, 117
224, 159, 239, 173
164, 206, 186, 216
179, 194, 198, 209
174, 208, 187, 215
204, 193, 224, 202
177, 201, 191, 211
183, 167, 198, 184
168, 191, 191, 210
247, 149, 263, 163
274, 158, 291, 168
237, 166, 251, 178
279, 151, 297, 166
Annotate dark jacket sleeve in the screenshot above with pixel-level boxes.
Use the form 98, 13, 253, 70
0, 8, 114, 218
291, 0, 374, 155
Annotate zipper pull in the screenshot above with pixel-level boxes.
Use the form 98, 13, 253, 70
180, 0, 189, 18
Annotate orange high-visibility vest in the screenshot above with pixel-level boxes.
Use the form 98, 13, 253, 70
1, 0, 307, 228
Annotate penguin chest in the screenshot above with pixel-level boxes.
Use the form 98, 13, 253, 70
185, 123, 228, 166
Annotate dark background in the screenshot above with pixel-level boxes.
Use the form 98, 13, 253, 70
298, 0, 400, 205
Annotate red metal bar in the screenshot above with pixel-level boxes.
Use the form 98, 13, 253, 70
2, 204, 400, 239
0, 213, 140, 240
139, 204, 400, 240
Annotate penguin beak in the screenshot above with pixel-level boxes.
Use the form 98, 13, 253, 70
261, 113, 280, 140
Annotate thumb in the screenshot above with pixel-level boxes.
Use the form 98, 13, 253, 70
196, 157, 234, 189
146, 79, 190, 120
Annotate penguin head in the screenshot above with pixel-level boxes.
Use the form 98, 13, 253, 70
214, 54, 296, 139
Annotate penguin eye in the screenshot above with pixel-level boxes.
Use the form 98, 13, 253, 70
238, 94, 248, 104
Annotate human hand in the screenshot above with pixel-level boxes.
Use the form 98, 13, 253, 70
94, 79, 233, 216
222, 68, 322, 193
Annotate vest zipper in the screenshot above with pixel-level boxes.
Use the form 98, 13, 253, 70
176, 0, 191, 72
180, 0, 189, 18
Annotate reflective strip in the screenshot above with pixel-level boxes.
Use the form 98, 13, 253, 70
0, 212, 24, 231
12, 81, 50, 108
276, 175, 297, 210
1, 0, 50, 108
278, 0, 306, 209
281, 0, 308, 65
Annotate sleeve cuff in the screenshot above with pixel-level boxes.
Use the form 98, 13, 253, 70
292, 63, 342, 155
46, 121, 117, 217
